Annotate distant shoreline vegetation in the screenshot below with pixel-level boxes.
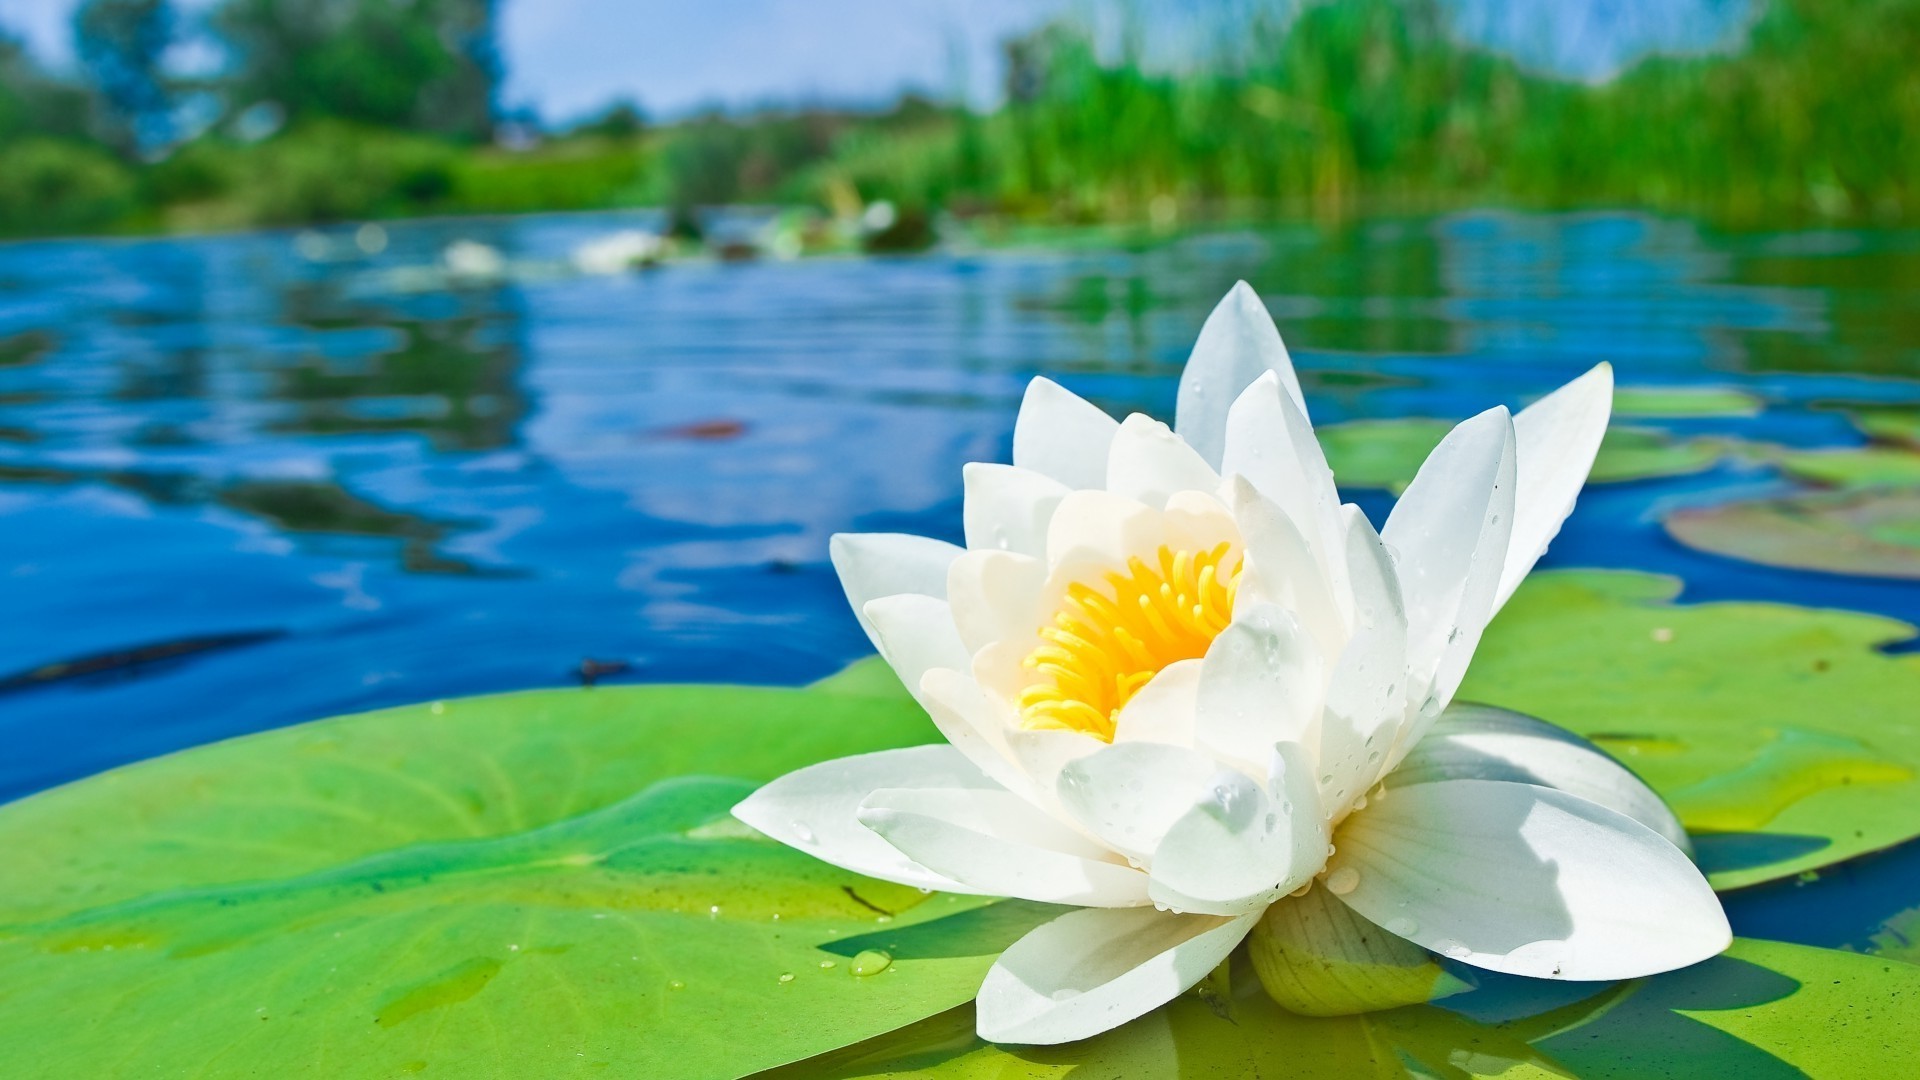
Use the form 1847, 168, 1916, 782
0, 0, 1913, 242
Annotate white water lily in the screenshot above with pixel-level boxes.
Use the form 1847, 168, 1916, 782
734, 282, 1729, 1045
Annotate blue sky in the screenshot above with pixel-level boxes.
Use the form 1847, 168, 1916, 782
2, 0, 1064, 120
3, 0, 1754, 122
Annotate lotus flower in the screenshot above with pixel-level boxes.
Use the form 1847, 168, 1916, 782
734, 282, 1729, 1044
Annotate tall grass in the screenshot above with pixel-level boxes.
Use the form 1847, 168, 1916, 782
817, 0, 1918, 226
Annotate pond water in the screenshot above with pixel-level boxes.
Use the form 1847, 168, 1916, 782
2, 209, 1918, 947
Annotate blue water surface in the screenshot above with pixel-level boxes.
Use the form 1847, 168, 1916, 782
3, 209, 1919, 947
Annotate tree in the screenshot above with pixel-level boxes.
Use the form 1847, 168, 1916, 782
0, 31, 93, 144
574, 99, 646, 141
212, 0, 499, 140
73, 0, 176, 154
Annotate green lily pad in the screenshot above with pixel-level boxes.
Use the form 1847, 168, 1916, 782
1320, 419, 1721, 494
1769, 447, 1920, 489
0, 681, 1053, 1079
1613, 385, 1764, 419
1850, 409, 1920, 449
760, 939, 1920, 1078
1466, 570, 1920, 889
1666, 488, 1920, 580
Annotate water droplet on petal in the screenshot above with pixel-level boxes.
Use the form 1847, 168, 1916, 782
1386, 916, 1419, 936
818, 959, 836, 969
1325, 867, 1360, 895
667, 979, 685, 991
850, 950, 893, 977
791, 822, 815, 843
778, 972, 795, 984
1443, 943, 1470, 960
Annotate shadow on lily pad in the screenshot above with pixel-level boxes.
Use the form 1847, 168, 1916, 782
757, 945, 1845, 1079
823, 900, 1065, 962
1692, 831, 1833, 876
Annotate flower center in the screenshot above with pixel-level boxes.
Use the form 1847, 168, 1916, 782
1018, 543, 1241, 741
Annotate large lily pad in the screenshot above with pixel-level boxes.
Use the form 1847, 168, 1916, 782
0, 680, 1053, 1079
1319, 419, 1721, 493
759, 939, 1920, 1078
1466, 571, 1920, 889
1666, 487, 1920, 580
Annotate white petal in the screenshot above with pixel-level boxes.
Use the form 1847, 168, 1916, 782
1160, 489, 1246, 561
964, 462, 1071, 559
1497, 364, 1613, 613
1057, 740, 1222, 862
732, 745, 998, 894
862, 593, 970, 711
1013, 376, 1121, 491
1002, 726, 1107, 815
1112, 658, 1202, 746
1177, 281, 1307, 468
857, 787, 1149, 907
1390, 703, 1691, 853
1149, 740, 1328, 915
1317, 622, 1407, 807
1227, 476, 1344, 658
1194, 602, 1322, 770
830, 532, 964, 645
946, 549, 1046, 655
919, 667, 1029, 796
924, 664, 1107, 817
1271, 739, 1333, 869
1331, 779, 1729, 981
1105, 413, 1222, 509
1381, 406, 1517, 752
1220, 372, 1346, 602
1341, 504, 1404, 635
1317, 509, 1411, 801
975, 906, 1260, 1045
1043, 489, 1161, 570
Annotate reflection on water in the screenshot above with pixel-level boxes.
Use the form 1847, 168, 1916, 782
2, 210, 1920, 809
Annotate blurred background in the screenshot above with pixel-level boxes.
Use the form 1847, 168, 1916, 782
1, 0, 1918, 878
0, 0, 1912, 235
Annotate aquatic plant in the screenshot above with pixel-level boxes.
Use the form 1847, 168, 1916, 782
735, 284, 1727, 1042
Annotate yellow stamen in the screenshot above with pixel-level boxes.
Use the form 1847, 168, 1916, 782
1018, 542, 1241, 741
